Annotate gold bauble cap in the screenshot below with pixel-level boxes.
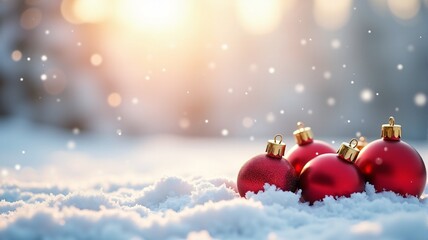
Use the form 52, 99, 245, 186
357, 136, 368, 150
293, 122, 314, 145
381, 116, 401, 141
265, 134, 286, 158
337, 138, 360, 162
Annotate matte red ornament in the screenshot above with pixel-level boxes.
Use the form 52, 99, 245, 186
285, 122, 336, 175
237, 134, 298, 197
355, 117, 426, 198
299, 139, 365, 203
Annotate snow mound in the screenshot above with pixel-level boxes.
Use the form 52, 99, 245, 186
1, 176, 427, 239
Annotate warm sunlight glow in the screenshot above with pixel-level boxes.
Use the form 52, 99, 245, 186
72, 0, 110, 23
116, 0, 187, 32
313, 0, 352, 30
236, 0, 294, 35
387, 0, 420, 20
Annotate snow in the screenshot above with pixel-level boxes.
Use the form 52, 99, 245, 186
1, 119, 428, 239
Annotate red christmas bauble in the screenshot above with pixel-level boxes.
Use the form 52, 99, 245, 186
299, 140, 365, 203
237, 154, 297, 197
286, 140, 335, 175
355, 117, 427, 198
355, 139, 426, 197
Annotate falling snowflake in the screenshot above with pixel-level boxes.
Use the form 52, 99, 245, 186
266, 112, 276, 123
331, 39, 341, 49
397, 64, 403, 70
131, 98, 139, 105
15, 164, 21, 171
268, 67, 275, 74
221, 44, 228, 50
300, 39, 307, 45
41, 55, 48, 61
67, 140, 76, 150
327, 97, 336, 106
323, 71, 332, 79
179, 118, 190, 129
242, 117, 254, 128
72, 128, 80, 135
295, 84, 305, 93
40, 74, 47, 81
221, 129, 229, 136
360, 89, 374, 102
116, 129, 123, 136
414, 93, 426, 107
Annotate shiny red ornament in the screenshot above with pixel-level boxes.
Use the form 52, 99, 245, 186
237, 134, 298, 197
355, 117, 426, 198
285, 122, 335, 175
299, 139, 365, 203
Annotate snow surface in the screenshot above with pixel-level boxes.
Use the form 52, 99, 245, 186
1, 119, 428, 239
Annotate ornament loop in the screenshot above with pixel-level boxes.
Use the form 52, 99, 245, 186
274, 134, 283, 144
389, 116, 395, 126
349, 138, 358, 149
297, 122, 304, 129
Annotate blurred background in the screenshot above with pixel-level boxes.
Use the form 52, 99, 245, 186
1, 0, 428, 140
